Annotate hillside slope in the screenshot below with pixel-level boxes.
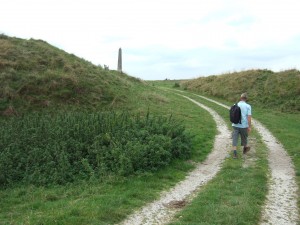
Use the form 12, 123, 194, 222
0, 34, 142, 116
182, 69, 300, 112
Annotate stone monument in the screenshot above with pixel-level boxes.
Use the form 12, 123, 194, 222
117, 48, 122, 72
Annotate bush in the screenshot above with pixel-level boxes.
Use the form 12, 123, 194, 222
174, 82, 180, 88
0, 111, 192, 187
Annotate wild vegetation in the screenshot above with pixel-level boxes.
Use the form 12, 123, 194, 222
0, 88, 215, 224
152, 80, 300, 224
181, 69, 300, 112
1, 34, 299, 224
166, 90, 269, 225
0, 35, 215, 224
0, 34, 141, 116
0, 111, 191, 187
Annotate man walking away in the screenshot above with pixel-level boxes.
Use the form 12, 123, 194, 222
232, 93, 252, 158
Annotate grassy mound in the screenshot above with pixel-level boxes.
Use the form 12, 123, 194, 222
0, 34, 142, 115
182, 69, 300, 112
0, 35, 193, 188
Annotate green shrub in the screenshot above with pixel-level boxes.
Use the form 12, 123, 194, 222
0, 111, 192, 187
174, 82, 180, 88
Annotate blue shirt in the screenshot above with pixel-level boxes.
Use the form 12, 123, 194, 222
232, 100, 252, 128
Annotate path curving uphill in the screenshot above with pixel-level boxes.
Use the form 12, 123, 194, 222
254, 120, 299, 225
190, 93, 299, 225
120, 94, 231, 225
120, 90, 299, 224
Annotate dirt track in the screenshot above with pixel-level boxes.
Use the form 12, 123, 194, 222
120, 92, 299, 225
192, 93, 299, 225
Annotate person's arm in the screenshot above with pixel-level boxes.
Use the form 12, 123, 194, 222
247, 115, 252, 133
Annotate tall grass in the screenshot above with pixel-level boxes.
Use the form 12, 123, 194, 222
0, 87, 216, 225
0, 35, 142, 115
0, 111, 192, 187
182, 69, 300, 112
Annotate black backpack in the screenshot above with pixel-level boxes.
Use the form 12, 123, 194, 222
229, 103, 241, 124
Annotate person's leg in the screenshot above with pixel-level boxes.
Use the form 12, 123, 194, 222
232, 127, 239, 158
240, 128, 250, 154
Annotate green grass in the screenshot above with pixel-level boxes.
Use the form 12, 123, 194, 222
161, 90, 268, 225
0, 166, 191, 225
0, 111, 193, 187
0, 35, 143, 115
0, 87, 217, 224
1, 34, 299, 224
0, 36, 217, 224
254, 108, 300, 213
159, 87, 300, 224
170, 153, 268, 225
181, 69, 300, 112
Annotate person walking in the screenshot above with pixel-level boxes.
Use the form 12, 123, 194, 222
232, 93, 252, 158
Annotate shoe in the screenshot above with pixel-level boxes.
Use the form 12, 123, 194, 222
233, 154, 238, 159
243, 146, 251, 154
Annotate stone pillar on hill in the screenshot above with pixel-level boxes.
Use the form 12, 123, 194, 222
117, 48, 122, 73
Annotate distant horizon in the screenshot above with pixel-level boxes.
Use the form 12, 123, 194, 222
1, 0, 300, 81
3, 32, 298, 81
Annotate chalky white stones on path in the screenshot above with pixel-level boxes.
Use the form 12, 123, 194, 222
191, 92, 299, 225
120, 90, 299, 225
254, 120, 299, 225
120, 95, 231, 225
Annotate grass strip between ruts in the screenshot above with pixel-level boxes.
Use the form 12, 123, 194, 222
169, 86, 300, 220
0, 88, 216, 225
166, 91, 269, 225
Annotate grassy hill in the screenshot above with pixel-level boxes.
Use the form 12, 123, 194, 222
1, 34, 299, 224
0, 34, 197, 188
0, 34, 142, 116
181, 69, 300, 112
0, 35, 216, 224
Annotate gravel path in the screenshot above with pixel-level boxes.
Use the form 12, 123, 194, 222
254, 120, 299, 225
120, 94, 231, 225
191, 93, 299, 225
120, 91, 299, 225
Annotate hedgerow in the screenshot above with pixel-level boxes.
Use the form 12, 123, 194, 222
0, 111, 192, 187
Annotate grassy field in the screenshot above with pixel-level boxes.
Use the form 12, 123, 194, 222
1, 35, 299, 224
153, 80, 300, 224
0, 35, 219, 224
181, 69, 300, 112
0, 87, 217, 224
0, 35, 144, 115
165, 89, 268, 225
170, 138, 268, 225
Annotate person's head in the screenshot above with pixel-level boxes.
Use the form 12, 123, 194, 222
240, 93, 248, 101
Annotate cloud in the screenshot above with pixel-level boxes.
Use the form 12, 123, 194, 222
1, 0, 300, 80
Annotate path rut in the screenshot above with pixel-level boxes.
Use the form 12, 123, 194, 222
120, 95, 231, 225
191, 93, 299, 225
120, 91, 299, 225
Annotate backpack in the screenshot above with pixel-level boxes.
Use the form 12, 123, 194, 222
229, 103, 241, 124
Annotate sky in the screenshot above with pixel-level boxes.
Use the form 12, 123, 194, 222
1, 0, 300, 80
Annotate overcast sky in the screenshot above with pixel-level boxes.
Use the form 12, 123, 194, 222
1, 0, 300, 80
